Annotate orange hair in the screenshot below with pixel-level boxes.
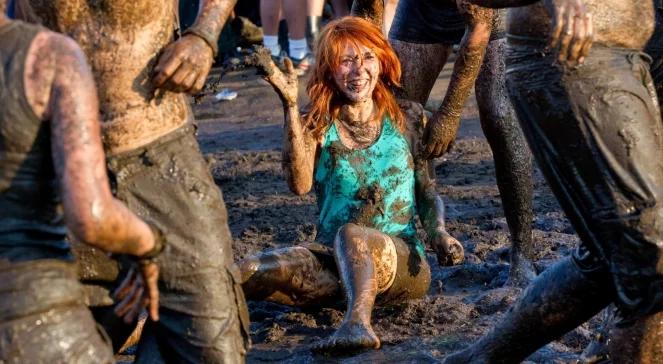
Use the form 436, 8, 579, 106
305, 16, 404, 139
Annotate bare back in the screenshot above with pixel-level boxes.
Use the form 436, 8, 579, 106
22, 0, 188, 154
507, 0, 655, 50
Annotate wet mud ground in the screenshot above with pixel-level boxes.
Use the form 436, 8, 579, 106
192, 63, 605, 363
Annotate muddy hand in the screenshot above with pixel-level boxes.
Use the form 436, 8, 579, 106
113, 262, 160, 323
248, 47, 299, 106
152, 34, 214, 94
422, 110, 461, 159
430, 229, 464, 266
545, 0, 593, 66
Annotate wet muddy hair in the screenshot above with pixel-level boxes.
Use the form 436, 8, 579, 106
305, 16, 404, 139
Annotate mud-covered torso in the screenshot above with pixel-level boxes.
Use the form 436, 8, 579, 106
507, 1, 654, 50
314, 117, 420, 247
23, 0, 189, 154
0, 21, 69, 259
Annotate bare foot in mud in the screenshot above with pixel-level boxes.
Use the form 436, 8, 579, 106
504, 253, 537, 288
313, 320, 381, 352
431, 231, 465, 266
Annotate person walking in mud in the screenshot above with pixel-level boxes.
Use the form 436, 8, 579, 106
241, 16, 465, 352
351, 0, 536, 287
442, 0, 663, 362
14, 0, 250, 362
0, 3, 162, 361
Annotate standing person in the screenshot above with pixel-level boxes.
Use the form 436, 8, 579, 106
0, 2, 161, 362
262, 0, 312, 74
306, 0, 350, 50
15, 0, 250, 362
444, 0, 663, 362
241, 17, 464, 351
351, 0, 536, 287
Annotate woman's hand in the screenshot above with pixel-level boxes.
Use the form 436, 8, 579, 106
113, 261, 160, 324
249, 47, 299, 106
429, 228, 465, 267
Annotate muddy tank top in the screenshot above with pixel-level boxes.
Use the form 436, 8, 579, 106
0, 21, 69, 261
314, 117, 423, 253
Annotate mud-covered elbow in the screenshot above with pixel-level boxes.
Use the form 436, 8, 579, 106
63, 199, 109, 249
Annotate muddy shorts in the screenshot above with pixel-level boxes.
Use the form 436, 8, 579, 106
506, 40, 663, 322
107, 124, 250, 363
0, 259, 114, 363
389, 0, 506, 45
304, 234, 431, 305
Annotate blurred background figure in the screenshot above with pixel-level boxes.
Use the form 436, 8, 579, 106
261, 0, 311, 75
306, 0, 349, 50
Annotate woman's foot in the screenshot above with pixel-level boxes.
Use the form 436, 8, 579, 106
314, 320, 380, 352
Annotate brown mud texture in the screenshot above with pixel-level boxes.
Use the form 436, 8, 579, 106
193, 65, 605, 363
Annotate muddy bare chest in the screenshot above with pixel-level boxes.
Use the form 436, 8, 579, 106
26, 0, 174, 32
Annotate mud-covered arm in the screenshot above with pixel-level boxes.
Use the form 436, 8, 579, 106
26, 33, 155, 257
401, 101, 464, 266
422, 1, 493, 159
351, 0, 384, 29
27, 32, 161, 321
249, 49, 318, 195
467, 0, 539, 8
153, 0, 237, 94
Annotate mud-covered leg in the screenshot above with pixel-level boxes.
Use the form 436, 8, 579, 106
443, 257, 612, 363
315, 223, 398, 351
475, 38, 535, 287
239, 246, 340, 306
390, 40, 452, 104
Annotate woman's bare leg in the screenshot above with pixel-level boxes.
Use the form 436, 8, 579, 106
315, 223, 401, 351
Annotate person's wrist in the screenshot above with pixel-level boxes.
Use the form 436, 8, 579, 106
135, 222, 167, 265
182, 27, 218, 57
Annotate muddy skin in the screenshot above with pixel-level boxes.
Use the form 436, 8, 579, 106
442, 257, 614, 363
351, 0, 385, 29
240, 246, 341, 306
474, 38, 534, 286
608, 311, 663, 363
18, 0, 236, 155
390, 8, 535, 286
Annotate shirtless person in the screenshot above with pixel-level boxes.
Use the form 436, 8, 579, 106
352, 0, 536, 286
443, 0, 663, 362
15, 0, 250, 362
0, 3, 161, 361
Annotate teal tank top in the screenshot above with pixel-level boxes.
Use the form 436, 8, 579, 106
314, 117, 423, 254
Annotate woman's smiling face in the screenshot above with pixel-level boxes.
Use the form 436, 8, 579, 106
332, 42, 380, 103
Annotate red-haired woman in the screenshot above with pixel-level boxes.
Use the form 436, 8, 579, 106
240, 16, 463, 351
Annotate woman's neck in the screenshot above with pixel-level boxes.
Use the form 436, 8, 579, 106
338, 98, 375, 125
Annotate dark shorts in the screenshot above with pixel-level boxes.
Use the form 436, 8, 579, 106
0, 259, 114, 363
304, 234, 431, 305
506, 40, 663, 322
107, 124, 250, 363
389, 0, 506, 45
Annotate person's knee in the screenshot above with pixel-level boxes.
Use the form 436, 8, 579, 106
334, 223, 366, 251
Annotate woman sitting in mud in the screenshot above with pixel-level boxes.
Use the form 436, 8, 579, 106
240, 16, 464, 351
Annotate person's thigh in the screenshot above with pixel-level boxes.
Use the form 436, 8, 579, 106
377, 237, 431, 304
390, 39, 451, 105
